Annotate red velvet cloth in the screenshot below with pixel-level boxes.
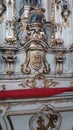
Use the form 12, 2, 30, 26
0, 87, 73, 100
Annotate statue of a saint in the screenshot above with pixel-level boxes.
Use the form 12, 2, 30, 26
28, 5, 46, 24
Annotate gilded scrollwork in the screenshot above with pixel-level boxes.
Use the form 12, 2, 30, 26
21, 38, 50, 74
19, 74, 60, 88
0, 3, 73, 130
21, 50, 31, 74
29, 106, 62, 130
37, 116, 47, 130
55, 52, 66, 74
46, 113, 58, 129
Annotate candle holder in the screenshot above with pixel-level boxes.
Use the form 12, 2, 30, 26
61, 0, 71, 22
61, 9, 70, 22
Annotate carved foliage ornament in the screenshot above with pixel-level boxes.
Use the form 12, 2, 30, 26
29, 106, 62, 130
19, 74, 60, 88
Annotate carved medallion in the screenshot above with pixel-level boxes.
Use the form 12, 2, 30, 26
30, 52, 42, 70
29, 111, 62, 130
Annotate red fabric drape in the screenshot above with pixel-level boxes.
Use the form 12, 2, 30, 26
0, 87, 73, 100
